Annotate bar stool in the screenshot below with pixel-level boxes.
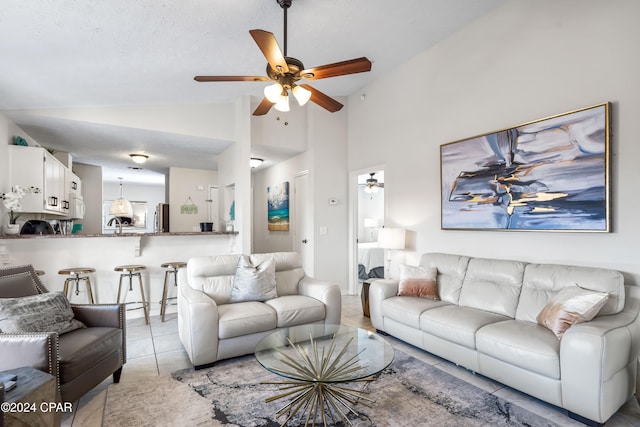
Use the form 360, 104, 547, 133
115, 264, 149, 324
160, 262, 187, 322
58, 267, 96, 304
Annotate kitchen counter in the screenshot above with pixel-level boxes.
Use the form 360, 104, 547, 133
0, 231, 237, 239
0, 231, 240, 320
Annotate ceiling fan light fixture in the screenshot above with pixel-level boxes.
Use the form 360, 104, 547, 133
264, 83, 283, 103
364, 185, 379, 194
129, 153, 148, 164
292, 85, 311, 106
274, 94, 290, 112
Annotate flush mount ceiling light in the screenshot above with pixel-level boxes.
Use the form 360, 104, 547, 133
250, 157, 264, 168
129, 153, 149, 164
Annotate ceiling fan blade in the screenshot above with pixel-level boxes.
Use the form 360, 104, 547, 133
299, 84, 344, 113
253, 97, 274, 116
249, 29, 289, 74
194, 76, 269, 82
300, 57, 372, 80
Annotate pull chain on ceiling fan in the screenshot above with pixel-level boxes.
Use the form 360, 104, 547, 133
194, 0, 372, 116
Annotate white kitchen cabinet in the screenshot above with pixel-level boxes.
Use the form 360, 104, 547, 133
8, 146, 74, 215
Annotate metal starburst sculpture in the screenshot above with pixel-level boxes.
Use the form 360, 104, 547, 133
262, 332, 377, 426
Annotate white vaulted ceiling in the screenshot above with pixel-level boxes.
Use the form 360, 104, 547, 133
0, 0, 505, 182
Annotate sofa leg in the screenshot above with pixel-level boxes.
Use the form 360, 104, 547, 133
112, 367, 123, 383
194, 362, 216, 370
568, 411, 603, 427
376, 329, 389, 336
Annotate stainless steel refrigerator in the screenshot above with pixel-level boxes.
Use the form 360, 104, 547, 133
155, 203, 169, 232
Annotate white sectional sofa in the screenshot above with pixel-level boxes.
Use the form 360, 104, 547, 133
369, 253, 640, 426
177, 252, 342, 368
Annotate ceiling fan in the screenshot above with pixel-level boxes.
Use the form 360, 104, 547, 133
361, 172, 384, 194
194, 0, 372, 116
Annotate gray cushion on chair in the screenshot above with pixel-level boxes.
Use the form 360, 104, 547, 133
228, 256, 277, 303
0, 271, 43, 297
0, 291, 86, 334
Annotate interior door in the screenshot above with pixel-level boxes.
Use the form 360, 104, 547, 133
294, 171, 314, 275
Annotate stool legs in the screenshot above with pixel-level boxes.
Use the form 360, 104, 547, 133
117, 271, 149, 324
63, 274, 95, 304
160, 268, 178, 322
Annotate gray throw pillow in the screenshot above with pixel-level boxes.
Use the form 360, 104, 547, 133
0, 291, 86, 335
0, 271, 43, 297
228, 256, 277, 303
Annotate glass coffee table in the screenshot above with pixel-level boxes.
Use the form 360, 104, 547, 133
255, 324, 394, 426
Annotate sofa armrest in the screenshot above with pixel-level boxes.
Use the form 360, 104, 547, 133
299, 276, 342, 325
71, 303, 127, 364
369, 279, 400, 331
72, 304, 125, 329
177, 280, 220, 367
560, 285, 640, 423
0, 333, 59, 381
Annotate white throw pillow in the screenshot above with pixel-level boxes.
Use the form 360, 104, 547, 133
228, 256, 277, 303
397, 264, 439, 300
537, 284, 609, 339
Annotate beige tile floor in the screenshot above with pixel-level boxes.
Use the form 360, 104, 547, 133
62, 295, 640, 426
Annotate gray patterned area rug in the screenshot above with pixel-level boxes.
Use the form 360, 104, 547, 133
104, 350, 565, 426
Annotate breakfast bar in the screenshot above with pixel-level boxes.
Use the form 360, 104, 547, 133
0, 231, 238, 319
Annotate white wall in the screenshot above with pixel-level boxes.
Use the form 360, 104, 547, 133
104, 180, 165, 233
251, 103, 350, 291
347, 0, 640, 284
252, 152, 308, 253
168, 167, 217, 232
72, 162, 102, 234
358, 186, 384, 243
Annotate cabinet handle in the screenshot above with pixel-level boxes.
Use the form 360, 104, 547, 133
71, 181, 78, 190
49, 196, 58, 207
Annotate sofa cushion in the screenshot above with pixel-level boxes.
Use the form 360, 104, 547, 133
418, 253, 470, 304
187, 255, 240, 304
381, 296, 448, 329
398, 264, 439, 300
458, 258, 525, 318
217, 302, 277, 339
265, 295, 325, 327
536, 285, 609, 339
58, 326, 122, 383
476, 320, 560, 379
515, 263, 625, 322
0, 291, 86, 335
251, 252, 305, 296
229, 256, 277, 303
420, 306, 509, 349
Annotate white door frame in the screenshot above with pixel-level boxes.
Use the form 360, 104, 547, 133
294, 170, 313, 275
348, 164, 386, 295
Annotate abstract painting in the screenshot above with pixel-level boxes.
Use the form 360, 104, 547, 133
440, 103, 610, 232
268, 181, 289, 231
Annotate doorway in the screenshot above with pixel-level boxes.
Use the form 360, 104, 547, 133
294, 171, 314, 275
349, 166, 385, 295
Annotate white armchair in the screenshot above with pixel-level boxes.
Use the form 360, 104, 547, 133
177, 252, 342, 368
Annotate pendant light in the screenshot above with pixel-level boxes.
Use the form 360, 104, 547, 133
109, 178, 133, 217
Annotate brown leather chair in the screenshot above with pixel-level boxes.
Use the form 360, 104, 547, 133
0, 264, 126, 403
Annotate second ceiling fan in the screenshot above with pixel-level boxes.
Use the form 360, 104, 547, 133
194, 0, 372, 116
